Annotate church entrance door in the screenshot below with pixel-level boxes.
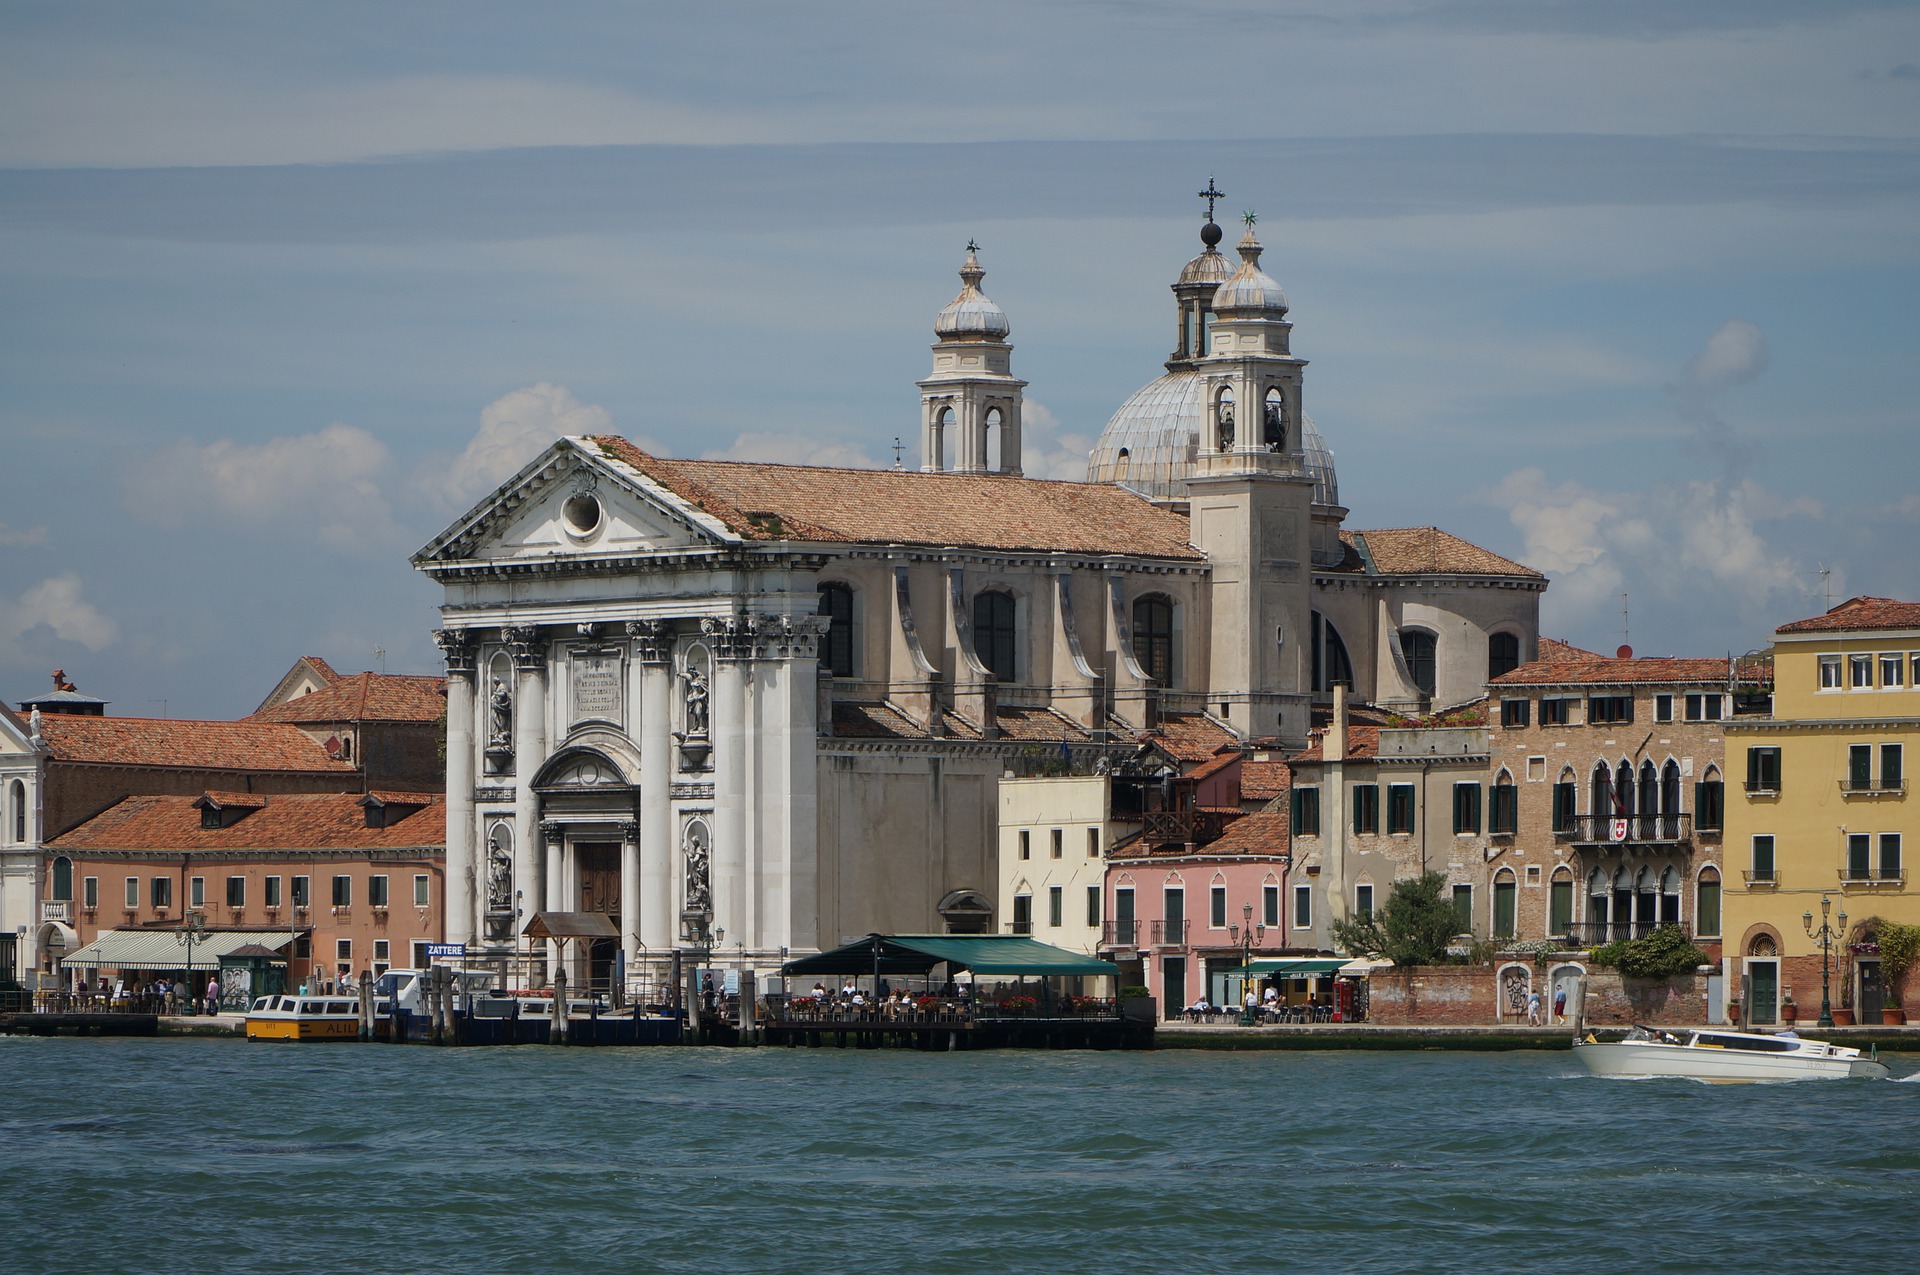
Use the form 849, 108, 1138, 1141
577, 842, 622, 994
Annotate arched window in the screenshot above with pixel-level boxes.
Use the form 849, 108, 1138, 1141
1263, 387, 1285, 452
1214, 386, 1235, 451
1637, 759, 1658, 824
1614, 760, 1634, 821
1696, 867, 1721, 938
1132, 595, 1175, 687
1590, 762, 1612, 821
1116, 447, 1130, 479
984, 406, 1003, 471
1660, 759, 1682, 837
1659, 866, 1681, 926
1488, 631, 1520, 680
973, 590, 1017, 683
936, 405, 955, 470
52, 855, 73, 901
1490, 771, 1518, 834
817, 583, 855, 678
9, 779, 23, 844
1399, 629, 1436, 697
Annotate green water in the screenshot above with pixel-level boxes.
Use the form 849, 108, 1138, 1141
3, 1037, 1917, 1273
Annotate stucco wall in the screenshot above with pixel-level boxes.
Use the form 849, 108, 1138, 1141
1366, 963, 1709, 1026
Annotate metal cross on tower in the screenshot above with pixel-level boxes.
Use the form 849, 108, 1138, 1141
1198, 178, 1224, 221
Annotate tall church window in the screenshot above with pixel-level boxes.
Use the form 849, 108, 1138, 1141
1132, 596, 1175, 686
1399, 629, 1436, 697
973, 590, 1017, 683
9, 779, 23, 844
1488, 631, 1520, 680
52, 856, 73, 901
817, 583, 855, 678
984, 407, 1003, 471
1263, 388, 1285, 452
1311, 612, 1353, 692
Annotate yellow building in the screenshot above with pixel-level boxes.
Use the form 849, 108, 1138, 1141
1724, 597, 1919, 1024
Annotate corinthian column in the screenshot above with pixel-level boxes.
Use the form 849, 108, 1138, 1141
628, 620, 674, 971
433, 629, 477, 946
504, 624, 549, 940
704, 616, 753, 947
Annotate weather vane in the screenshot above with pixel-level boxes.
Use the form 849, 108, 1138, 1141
1243, 210, 1258, 228
965, 238, 979, 254
1198, 178, 1225, 222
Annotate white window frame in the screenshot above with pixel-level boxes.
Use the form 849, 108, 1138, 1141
1851, 653, 1874, 688
336, 938, 353, 962
1292, 884, 1312, 929
413, 874, 430, 907
1819, 654, 1842, 690
190, 876, 205, 908
1880, 653, 1906, 688
1050, 829, 1063, 859
124, 876, 139, 909
1086, 828, 1100, 858
1355, 883, 1374, 921
1209, 884, 1228, 929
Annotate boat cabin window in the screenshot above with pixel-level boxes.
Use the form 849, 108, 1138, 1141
300, 1001, 324, 1014
1696, 1033, 1797, 1053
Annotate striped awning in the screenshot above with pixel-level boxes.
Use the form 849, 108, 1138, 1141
61, 929, 292, 969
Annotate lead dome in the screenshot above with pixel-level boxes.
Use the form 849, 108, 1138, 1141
933, 244, 1010, 340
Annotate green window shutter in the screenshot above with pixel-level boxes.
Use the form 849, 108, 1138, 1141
1493, 882, 1516, 938
1696, 879, 1721, 937
1549, 880, 1573, 934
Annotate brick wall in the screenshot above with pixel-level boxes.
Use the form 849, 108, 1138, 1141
1366, 963, 1708, 1026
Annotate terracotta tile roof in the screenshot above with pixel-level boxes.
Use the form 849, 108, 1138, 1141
1491, 656, 1759, 688
248, 672, 447, 724
830, 702, 927, 739
196, 790, 268, 809
1138, 712, 1239, 763
33, 716, 355, 772
589, 436, 1204, 560
992, 706, 1092, 742
1776, 596, 1920, 635
1200, 809, 1290, 857
362, 789, 433, 806
1291, 724, 1382, 764
1329, 527, 1543, 580
1184, 751, 1242, 783
1239, 758, 1291, 801
300, 655, 340, 683
1538, 637, 1603, 662
50, 792, 443, 852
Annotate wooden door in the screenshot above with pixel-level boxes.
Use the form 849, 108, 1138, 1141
577, 842, 621, 918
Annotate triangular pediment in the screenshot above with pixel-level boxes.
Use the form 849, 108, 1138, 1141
414, 437, 740, 565
0, 708, 39, 757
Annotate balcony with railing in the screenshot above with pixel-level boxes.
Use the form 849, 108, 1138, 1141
1149, 919, 1189, 949
1565, 813, 1693, 847
1141, 809, 1241, 849
1100, 919, 1139, 951
40, 899, 71, 924
1839, 779, 1906, 799
1556, 920, 1693, 946
1840, 867, 1907, 888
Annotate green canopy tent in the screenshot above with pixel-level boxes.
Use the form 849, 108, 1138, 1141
781, 934, 1115, 990
1225, 958, 1351, 978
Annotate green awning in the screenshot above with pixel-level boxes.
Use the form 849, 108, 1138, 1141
62, 929, 292, 969
781, 934, 1115, 978
1228, 958, 1351, 977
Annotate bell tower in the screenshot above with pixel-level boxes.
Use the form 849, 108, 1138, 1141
918, 243, 1026, 474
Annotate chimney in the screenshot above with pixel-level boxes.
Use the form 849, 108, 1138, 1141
1329, 682, 1349, 762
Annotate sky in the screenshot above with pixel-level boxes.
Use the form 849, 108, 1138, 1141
2, 1, 1917, 718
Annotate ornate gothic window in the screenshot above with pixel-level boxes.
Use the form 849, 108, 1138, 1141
817, 583, 855, 678
973, 590, 1017, 683
1132, 595, 1175, 686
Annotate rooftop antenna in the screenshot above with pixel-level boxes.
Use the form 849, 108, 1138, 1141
372, 644, 387, 674
891, 437, 905, 471
1817, 564, 1834, 609
1621, 593, 1630, 650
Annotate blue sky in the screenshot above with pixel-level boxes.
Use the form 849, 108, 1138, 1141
3, 1, 1917, 717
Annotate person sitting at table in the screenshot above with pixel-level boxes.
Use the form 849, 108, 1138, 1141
1185, 996, 1212, 1022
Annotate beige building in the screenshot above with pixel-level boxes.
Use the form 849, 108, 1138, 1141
998, 775, 1109, 954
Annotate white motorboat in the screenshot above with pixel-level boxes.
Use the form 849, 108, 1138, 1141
1573, 1025, 1890, 1082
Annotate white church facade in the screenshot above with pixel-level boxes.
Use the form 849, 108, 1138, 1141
413, 206, 1546, 985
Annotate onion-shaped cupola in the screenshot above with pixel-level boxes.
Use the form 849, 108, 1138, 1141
933, 242, 1010, 341
1211, 225, 1288, 318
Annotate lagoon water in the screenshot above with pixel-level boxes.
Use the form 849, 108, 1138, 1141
3, 1038, 1918, 1274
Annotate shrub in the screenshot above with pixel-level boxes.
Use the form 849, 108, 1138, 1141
1588, 925, 1708, 979
1876, 922, 1920, 1008
1330, 870, 1460, 966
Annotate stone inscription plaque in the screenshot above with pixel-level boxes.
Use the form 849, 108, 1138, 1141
573, 654, 623, 722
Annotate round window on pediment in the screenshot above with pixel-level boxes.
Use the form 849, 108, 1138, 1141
563, 493, 603, 538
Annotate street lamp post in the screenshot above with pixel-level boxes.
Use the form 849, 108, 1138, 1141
1803, 894, 1847, 1029
176, 907, 209, 1015
1228, 902, 1266, 1025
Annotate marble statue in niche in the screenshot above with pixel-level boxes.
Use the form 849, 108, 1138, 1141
485, 826, 513, 913
680, 820, 713, 943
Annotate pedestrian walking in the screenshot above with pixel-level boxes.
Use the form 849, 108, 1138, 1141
1526, 989, 1542, 1026
204, 975, 221, 1015
1552, 983, 1568, 1025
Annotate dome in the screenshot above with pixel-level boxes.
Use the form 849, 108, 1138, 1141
1086, 368, 1338, 507
1176, 244, 1235, 288
1210, 227, 1287, 317
934, 245, 1010, 340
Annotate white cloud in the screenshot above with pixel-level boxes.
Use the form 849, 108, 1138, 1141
2, 574, 118, 652
1485, 467, 1815, 652
0, 522, 49, 548
1018, 400, 1098, 482
124, 422, 400, 551
1667, 318, 1770, 481
431, 382, 613, 508
698, 432, 878, 469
